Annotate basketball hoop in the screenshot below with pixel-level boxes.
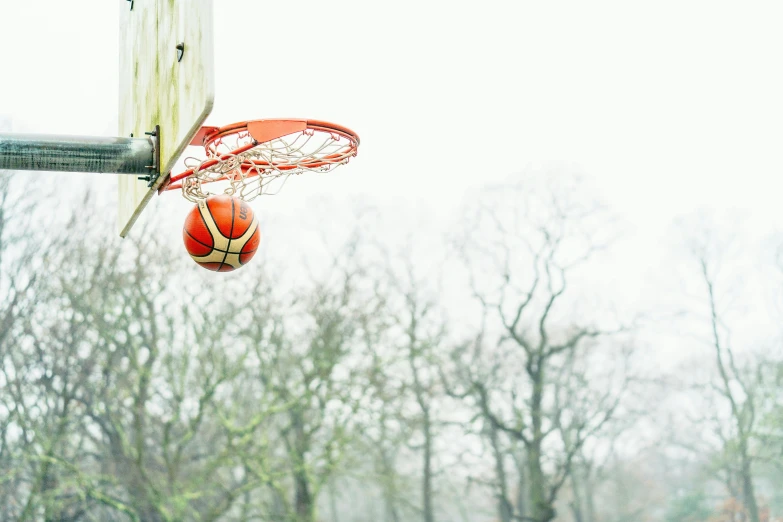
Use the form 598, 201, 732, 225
161, 119, 360, 202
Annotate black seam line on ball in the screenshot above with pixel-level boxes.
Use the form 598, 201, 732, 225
185, 232, 256, 256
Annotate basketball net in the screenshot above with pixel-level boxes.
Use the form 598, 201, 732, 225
165, 119, 360, 203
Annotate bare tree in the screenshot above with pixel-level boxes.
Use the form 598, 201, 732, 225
445, 179, 636, 522
359, 296, 412, 522
236, 235, 381, 522
0, 174, 62, 520
374, 245, 450, 522
687, 235, 763, 522
4, 201, 269, 521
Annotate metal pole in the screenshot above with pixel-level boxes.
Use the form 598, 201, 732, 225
0, 133, 154, 175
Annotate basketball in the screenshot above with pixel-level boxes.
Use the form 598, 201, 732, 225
182, 195, 260, 272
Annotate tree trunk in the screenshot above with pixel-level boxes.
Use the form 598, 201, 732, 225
527, 443, 555, 522
488, 420, 513, 522
422, 410, 435, 522
379, 449, 401, 522
20, 400, 73, 522
584, 472, 596, 522
528, 363, 555, 522
569, 471, 584, 522
289, 408, 315, 522
739, 441, 761, 522
294, 467, 314, 522
515, 451, 528, 520
128, 465, 164, 522
702, 259, 760, 522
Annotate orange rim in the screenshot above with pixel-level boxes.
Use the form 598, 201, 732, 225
162, 118, 359, 193
194, 119, 360, 150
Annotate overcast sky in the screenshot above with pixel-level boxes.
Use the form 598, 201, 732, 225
1, 0, 781, 361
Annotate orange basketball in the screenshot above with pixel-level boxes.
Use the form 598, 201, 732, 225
182, 195, 260, 272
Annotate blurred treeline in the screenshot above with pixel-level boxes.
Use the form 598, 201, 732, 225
0, 171, 782, 522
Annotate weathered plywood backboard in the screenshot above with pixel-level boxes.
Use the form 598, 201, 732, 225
118, 0, 214, 237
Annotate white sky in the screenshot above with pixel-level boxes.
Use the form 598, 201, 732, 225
1, 0, 782, 362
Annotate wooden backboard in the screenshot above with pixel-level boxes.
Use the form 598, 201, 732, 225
118, 0, 214, 237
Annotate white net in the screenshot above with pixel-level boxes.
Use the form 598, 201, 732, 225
179, 127, 358, 203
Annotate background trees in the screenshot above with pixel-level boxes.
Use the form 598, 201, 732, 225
0, 172, 781, 521
442, 181, 641, 522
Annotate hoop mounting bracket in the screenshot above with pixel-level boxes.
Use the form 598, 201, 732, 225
137, 125, 161, 187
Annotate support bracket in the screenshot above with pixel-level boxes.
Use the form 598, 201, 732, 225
137, 125, 161, 187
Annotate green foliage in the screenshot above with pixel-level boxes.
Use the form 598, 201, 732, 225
664, 490, 713, 522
